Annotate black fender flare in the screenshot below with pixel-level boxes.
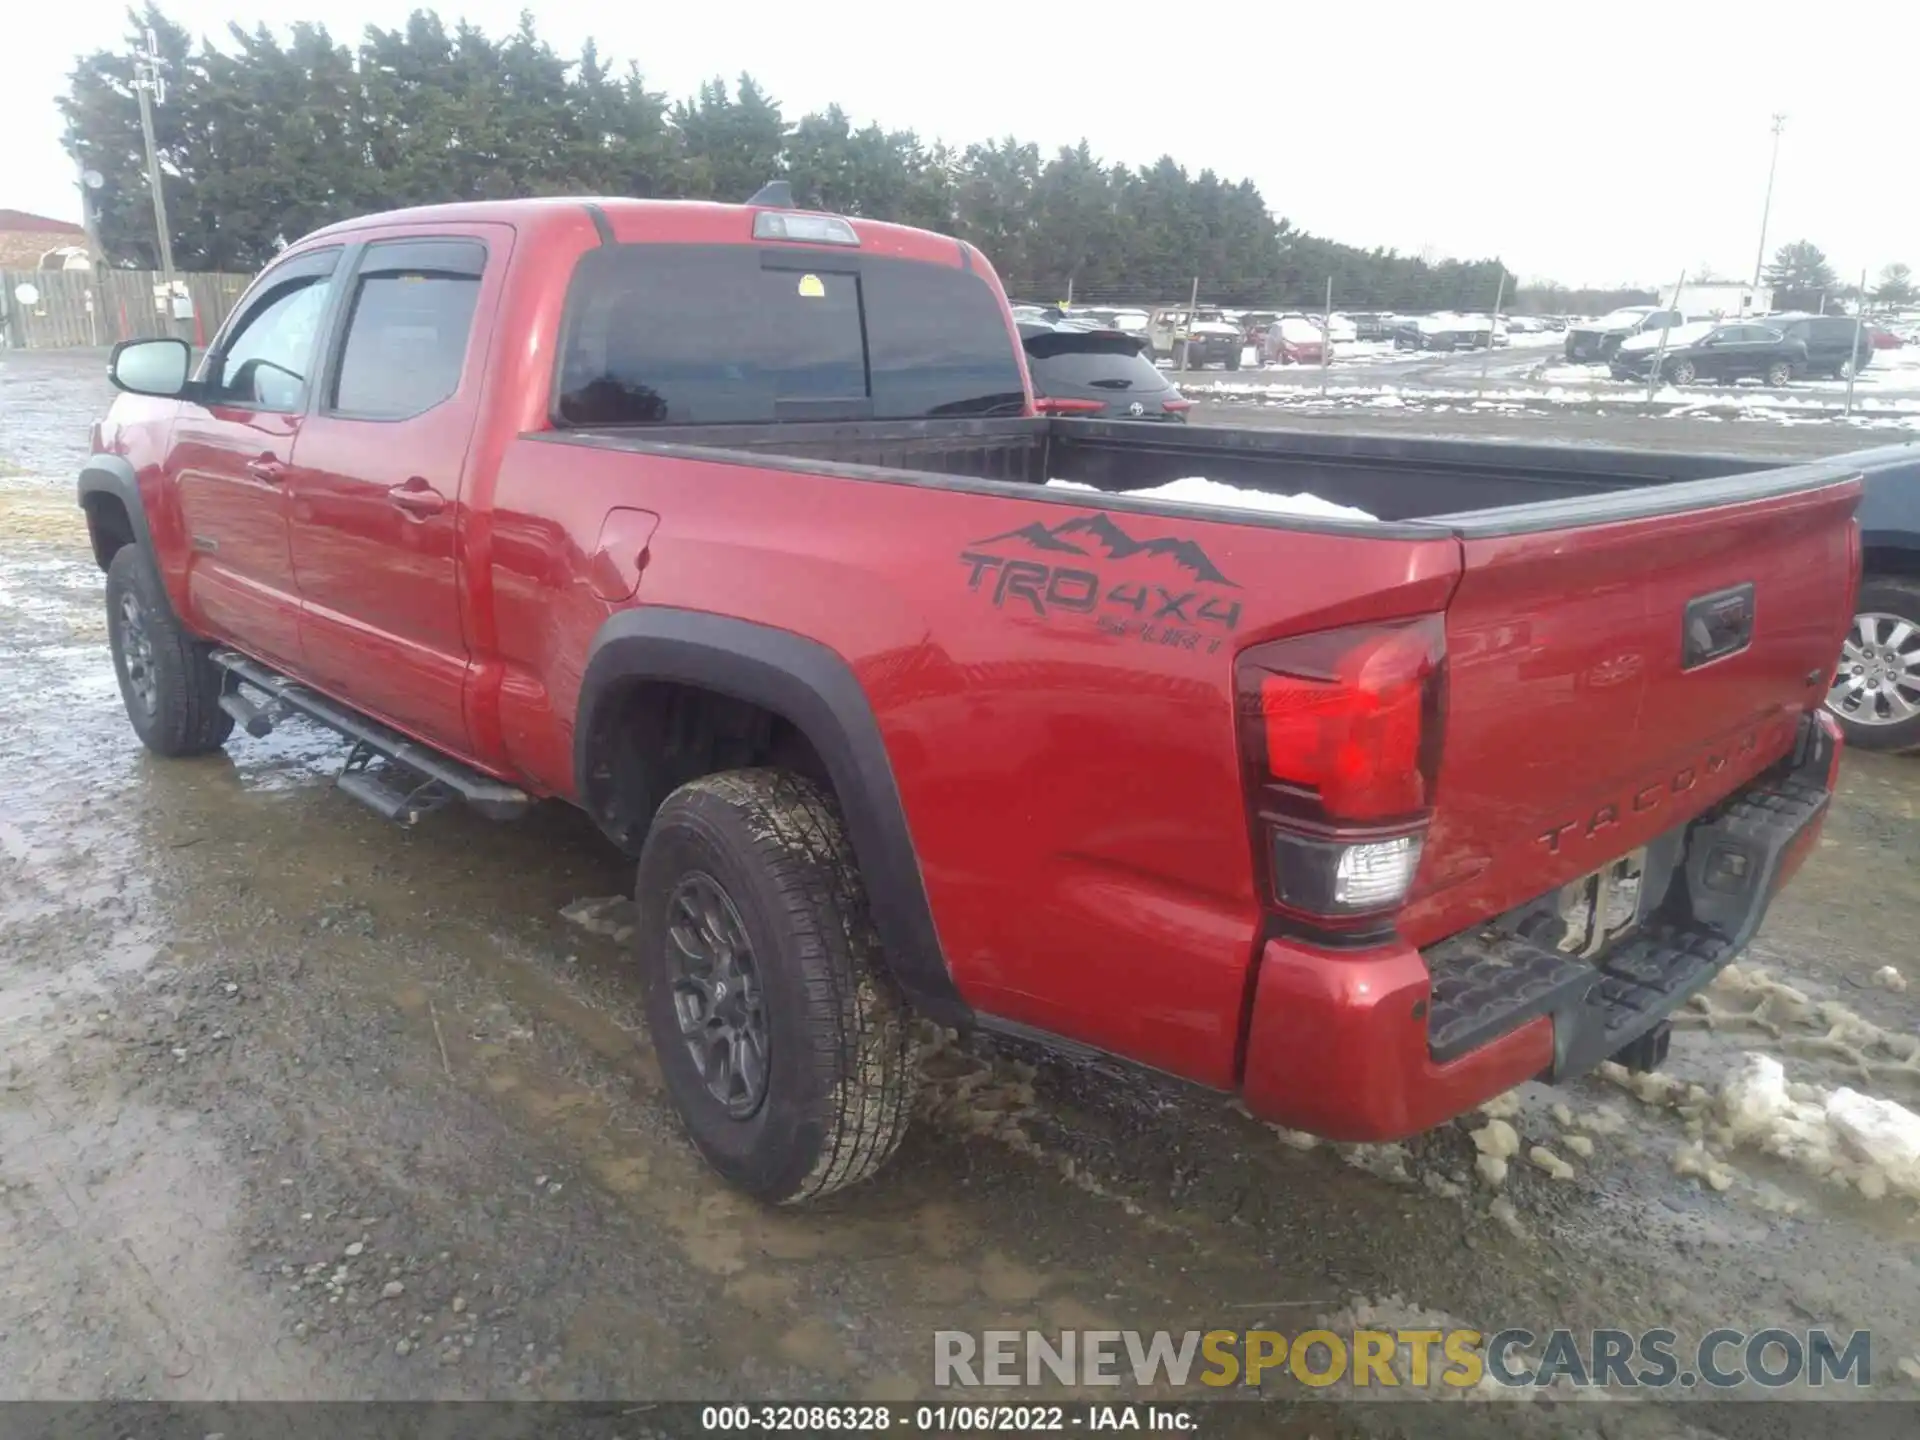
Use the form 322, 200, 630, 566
575, 607, 969, 1026
76, 453, 153, 569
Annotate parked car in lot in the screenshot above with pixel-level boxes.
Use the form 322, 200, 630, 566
1149, 306, 1242, 369
1019, 320, 1191, 420
1392, 312, 1490, 351
1106, 308, 1153, 349
1869, 325, 1905, 350
1565, 306, 1684, 363
1821, 443, 1920, 749
1504, 315, 1542, 334
1348, 312, 1394, 341
1325, 313, 1359, 345
81, 192, 1859, 1205
1755, 313, 1876, 380
1609, 322, 1806, 387
1261, 315, 1327, 365
1238, 310, 1281, 350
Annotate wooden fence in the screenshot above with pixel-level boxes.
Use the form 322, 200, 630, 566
0, 269, 252, 350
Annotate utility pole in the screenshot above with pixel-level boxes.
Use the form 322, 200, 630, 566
1750, 113, 1786, 289
1480, 270, 1507, 382
132, 28, 181, 335
73, 159, 105, 266
1180, 275, 1199, 373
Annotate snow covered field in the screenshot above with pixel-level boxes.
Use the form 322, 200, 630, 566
1179, 373, 1920, 433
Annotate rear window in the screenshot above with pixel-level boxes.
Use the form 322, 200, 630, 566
1024, 334, 1165, 391
553, 244, 1025, 425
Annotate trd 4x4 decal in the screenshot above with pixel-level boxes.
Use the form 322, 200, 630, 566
960, 511, 1242, 653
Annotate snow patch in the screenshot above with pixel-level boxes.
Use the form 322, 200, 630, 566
1619, 1045, 1920, 1202
1046, 476, 1376, 523
1470, 1118, 1519, 1159
1826, 1089, 1920, 1197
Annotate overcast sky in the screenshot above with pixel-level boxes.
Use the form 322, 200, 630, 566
6, 0, 1915, 288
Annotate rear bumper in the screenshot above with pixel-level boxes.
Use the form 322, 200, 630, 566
1239, 711, 1840, 1142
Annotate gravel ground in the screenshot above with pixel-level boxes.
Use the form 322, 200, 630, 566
3, 348, 1919, 1434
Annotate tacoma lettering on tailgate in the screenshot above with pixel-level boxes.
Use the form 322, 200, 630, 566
1536, 728, 1765, 854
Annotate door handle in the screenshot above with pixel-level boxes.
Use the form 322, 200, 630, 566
387, 480, 447, 516
245, 457, 288, 483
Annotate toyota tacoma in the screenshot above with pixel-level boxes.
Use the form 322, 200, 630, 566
80, 195, 1859, 1203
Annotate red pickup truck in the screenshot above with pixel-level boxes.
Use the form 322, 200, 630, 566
80, 196, 1857, 1204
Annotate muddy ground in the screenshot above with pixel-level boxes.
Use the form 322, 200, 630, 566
3, 349, 1918, 1435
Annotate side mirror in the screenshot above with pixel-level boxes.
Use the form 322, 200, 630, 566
109, 337, 192, 397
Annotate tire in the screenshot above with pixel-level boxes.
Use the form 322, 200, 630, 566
1764, 361, 1792, 387
1827, 576, 1920, 752
1838, 358, 1858, 381
1665, 358, 1696, 386
635, 769, 916, 1204
104, 544, 234, 757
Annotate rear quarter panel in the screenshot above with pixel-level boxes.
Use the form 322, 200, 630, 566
482, 446, 1459, 1086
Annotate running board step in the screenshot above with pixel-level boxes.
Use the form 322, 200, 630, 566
337, 742, 456, 826
209, 650, 533, 822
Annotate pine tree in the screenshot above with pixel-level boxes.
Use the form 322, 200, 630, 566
58, 5, 1517, 307
1876, 262, 1914, 306
1763, 240, 1840, 313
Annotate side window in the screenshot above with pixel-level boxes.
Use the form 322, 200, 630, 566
209, 277, 332, 411
329, 240, 486, 421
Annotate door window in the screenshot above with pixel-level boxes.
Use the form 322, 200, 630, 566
208, 278, 332, 411
328, 240, 487, 420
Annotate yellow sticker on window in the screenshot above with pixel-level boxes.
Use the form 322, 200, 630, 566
797, 273, 826, 298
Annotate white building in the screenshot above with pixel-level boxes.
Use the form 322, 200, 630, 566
1665, 282, 1771, 319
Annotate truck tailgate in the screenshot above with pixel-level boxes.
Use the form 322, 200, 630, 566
1401, 475, 1860, 947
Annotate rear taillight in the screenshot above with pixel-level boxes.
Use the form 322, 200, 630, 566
1161, 397, 1193, 413
1236, 616, 1447, 931
1034, 396, 1107, 414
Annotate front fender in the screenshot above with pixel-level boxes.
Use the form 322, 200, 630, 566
76, 452, 154, 570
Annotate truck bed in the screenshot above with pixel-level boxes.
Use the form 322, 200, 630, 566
551, 415, 1843, 533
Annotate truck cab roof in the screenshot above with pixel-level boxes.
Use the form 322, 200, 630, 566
300, 196, 979, 271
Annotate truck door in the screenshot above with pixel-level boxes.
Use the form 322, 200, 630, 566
169, 246, 340, 667
285, 230, 507, 753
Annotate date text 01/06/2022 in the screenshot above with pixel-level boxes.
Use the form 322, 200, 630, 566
698, 1402, 1197, 1431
